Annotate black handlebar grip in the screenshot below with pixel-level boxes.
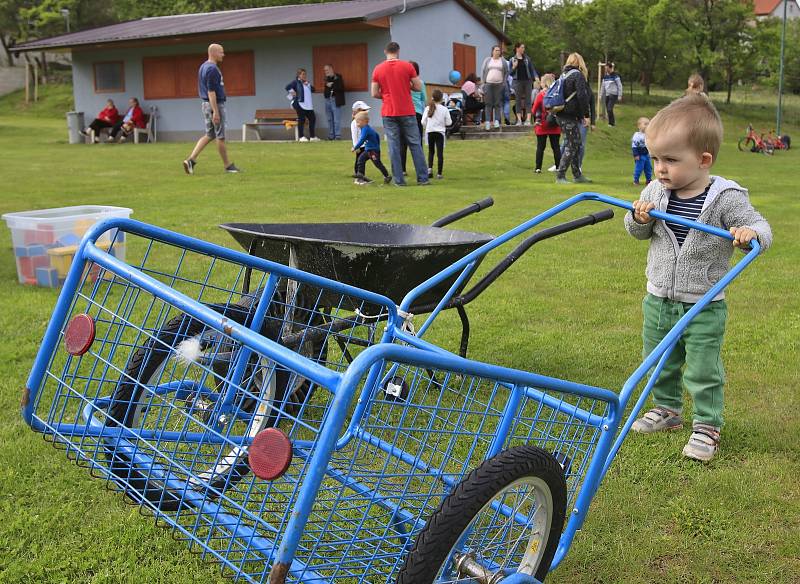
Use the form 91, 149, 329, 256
475, 197, 494, 211
590, 208, 615, 223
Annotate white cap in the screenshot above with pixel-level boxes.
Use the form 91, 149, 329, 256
352, 100, 371, 111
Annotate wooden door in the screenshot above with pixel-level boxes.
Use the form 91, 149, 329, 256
452, 43, 476, 80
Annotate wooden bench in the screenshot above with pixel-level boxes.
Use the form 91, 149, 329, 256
242, 109, 299, 142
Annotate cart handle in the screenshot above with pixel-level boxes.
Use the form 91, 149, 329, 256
430, 197, 494, 228
400, 192, 760, 314
411, 208, 614, 314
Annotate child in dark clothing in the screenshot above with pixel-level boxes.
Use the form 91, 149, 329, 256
632, 116, 653, 185
352, 112, 391, 185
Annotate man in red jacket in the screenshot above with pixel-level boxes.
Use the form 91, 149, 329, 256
108, 97, 146, 142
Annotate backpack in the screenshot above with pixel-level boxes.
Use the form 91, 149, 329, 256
543, 69, 580, 113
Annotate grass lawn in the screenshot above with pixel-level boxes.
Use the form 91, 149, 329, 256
0, 84, 798, 583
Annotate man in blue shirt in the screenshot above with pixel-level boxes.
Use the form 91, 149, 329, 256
183, 43, 240, 174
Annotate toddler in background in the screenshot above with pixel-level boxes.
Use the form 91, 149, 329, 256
350, 101, 371, 177
421, 89, 452, 179
352, 111, 391, 185
632, 116, 652, 185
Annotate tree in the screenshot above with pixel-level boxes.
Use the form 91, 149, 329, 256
0, 0, 22, 65
672, 0, 754, 90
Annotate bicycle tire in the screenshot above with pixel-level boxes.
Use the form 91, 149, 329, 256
106, 294, 326, 511
737, 137, 754, 152
397, 445, 567, 584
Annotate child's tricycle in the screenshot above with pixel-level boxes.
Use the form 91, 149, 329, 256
22, 193, 760, 583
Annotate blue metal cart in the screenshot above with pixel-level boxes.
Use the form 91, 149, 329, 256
22, 193, 760, 584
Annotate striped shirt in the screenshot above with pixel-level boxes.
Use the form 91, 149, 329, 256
665, 184, 710, 246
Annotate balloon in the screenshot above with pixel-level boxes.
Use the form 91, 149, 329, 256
448, 70, 462, 85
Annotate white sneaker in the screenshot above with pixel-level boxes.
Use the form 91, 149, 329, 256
298, 136, 309, 142
493, 119, 500, 129
547, 165, 557, 172
524, 121, 532, 127
309, 136, 320, 142
515, 119, 523, 126
484, 121, 491, 131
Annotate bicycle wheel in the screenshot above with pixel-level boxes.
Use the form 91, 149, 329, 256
397, 446, 567, 584
106, 295, 325, 511
737, 137, 754, 152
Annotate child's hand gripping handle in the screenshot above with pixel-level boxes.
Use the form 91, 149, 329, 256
625, 199, 760, 252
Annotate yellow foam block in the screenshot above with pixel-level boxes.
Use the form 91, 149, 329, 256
48, 242, 111, 278
74, 218, 96, 238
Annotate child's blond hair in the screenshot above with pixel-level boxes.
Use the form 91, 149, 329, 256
686, 73, 705, 94
540, 73, 555, 89
354, 111, 369, 123
645, 93, 723, 160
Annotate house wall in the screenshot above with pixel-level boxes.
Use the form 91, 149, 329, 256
72, 29, 391, 141
771, 0, 800, 18
389, 0, 501, 86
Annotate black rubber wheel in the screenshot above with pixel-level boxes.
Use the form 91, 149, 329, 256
397, 445, 567, 584
106, 292, 326, 511
737, 137, 755, 152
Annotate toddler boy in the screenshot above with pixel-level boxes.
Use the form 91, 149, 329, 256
625, 94, 772, 462
350, 101, 371, 177
352, 112, 391, 185
632, 116, 652, 185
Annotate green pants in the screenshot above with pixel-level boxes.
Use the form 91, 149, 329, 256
642, 293, 727, 427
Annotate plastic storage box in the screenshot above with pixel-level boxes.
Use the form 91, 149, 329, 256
2, 205, 132, 287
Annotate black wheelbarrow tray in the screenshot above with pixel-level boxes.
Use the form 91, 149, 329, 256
220, 198, 614, 358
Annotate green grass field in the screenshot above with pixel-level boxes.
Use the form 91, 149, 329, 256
0, 84, 798, 583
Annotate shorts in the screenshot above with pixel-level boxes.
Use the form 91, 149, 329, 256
202, 101, 226, 140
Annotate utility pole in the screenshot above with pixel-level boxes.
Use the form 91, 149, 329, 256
777, 0, 787, 135
61, 9, 70, 33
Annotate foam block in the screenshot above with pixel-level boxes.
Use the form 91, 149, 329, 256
14, 245, 47, 257
56, 233, 81, 248
18, 257, 34, 279
19, 255, 49, 279
24, 225, 55, 245
74, 218, 95, 237
35, 267, 59, 288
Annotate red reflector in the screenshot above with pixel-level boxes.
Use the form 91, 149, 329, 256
248, 428, 293, 481
64, 314, 95, 356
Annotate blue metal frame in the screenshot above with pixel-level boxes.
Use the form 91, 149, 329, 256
22, 192, 761, 583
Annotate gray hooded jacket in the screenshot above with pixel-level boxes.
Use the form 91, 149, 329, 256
624, 176, 772, 303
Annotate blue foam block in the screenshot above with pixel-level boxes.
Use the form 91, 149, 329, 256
57, 233, 81, 247
35, 267, 59, 288
14, 246, 29, 257
26, 244, 46, 257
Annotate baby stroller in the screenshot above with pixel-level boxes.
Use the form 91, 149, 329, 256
446, 93, 464, 138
